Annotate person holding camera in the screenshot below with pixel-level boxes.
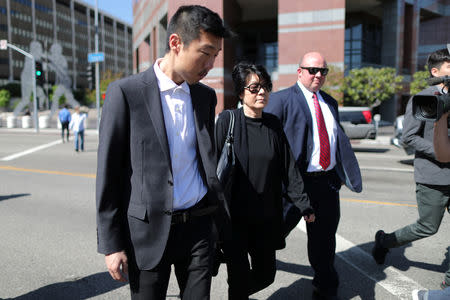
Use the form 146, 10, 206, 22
372, 48, 450, 291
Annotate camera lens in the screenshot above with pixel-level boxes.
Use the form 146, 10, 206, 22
420, 102, 436, 118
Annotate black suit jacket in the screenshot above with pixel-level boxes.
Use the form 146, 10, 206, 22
96, 67, 223, 270
265, 83, 362, 193
215, 108, 312, 249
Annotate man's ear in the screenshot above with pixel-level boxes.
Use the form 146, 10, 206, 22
430, 67, 440, 77
168, 33, 182, 53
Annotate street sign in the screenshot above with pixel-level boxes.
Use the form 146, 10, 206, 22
88, 52, 105, 63
0, 39, 7, 50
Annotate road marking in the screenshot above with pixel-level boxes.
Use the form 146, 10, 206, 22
0, 165, 95, 178
341, 197, 417, 208
361, 166, 414, 173
0, 140, 62, 161
297, 221, 424, 299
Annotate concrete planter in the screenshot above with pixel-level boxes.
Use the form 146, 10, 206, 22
22, 116, 32, 128
6, 116, 17, 128
39, 115, 49, 128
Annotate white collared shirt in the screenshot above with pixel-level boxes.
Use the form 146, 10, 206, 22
154, 59, 207, 210
297, 81, 337, 172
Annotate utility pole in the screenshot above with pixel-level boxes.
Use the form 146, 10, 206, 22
95, 0, 100, 131
0, 40, 39, 133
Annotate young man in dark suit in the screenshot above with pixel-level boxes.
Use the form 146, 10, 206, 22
373, 48, 450, 290
265, 52, 362, 300
96, 5, 231, 299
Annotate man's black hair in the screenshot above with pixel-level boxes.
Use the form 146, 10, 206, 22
165, 5, 231, 52
427, 48, 450, 76
232, 62, 272, 98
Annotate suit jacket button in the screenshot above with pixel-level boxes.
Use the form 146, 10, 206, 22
168, 180, 173, 186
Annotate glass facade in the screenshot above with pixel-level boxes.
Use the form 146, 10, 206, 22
345, 16, 382, 71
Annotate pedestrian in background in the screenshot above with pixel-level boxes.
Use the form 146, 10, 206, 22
215, 62, 315, 299
265, 52, 362, 300
372, 48, 450, 291
69, 106, 86, 152
58, 104, 71, 143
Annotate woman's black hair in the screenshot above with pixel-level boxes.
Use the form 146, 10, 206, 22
231, 62, 272, 98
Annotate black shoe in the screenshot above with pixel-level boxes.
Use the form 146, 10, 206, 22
372, 230, 389, 264
440, 281, 450, 290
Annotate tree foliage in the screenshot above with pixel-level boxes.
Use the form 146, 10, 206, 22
321, 65, 344, 105
0, 89, 11, 108
340, 67, 403, 107
410, 66, 429, 95
85, 70, 123, 106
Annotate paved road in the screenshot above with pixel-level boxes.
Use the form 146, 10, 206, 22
0, 130, 448, 299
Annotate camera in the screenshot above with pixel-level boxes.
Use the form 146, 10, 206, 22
412, 75, 450, 123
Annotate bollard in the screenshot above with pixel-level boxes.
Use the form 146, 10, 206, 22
39, 115, 49, 129
22, 116, 32, 128
6, 115, 17, 128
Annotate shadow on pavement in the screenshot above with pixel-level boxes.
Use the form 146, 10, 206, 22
6, 272, 126, 299
399, 159, 414, 166
267, 278, 313, 299
0, 193, 30, 202
352, 147, 390, 153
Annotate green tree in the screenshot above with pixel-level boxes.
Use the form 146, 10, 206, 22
410, 66, 429, 95
0, 89, 11, 108
340, 67, 404, 107
86, 70, 123, 106
322, 65, 344, 105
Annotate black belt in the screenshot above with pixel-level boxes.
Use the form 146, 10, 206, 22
305, 168, 336, 178
170, 198, 217, 225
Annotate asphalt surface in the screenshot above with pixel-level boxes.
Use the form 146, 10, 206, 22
0, 129, 448, 300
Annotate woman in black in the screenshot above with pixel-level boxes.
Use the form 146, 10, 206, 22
215, 62, 315, 299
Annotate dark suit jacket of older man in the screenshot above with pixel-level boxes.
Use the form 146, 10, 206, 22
96, 66, 224, 271
265, 83, 362, 192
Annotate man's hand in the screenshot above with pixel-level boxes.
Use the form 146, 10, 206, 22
105, 250, 128, 282
304, 213, 315, 223
434, 111, 450, 162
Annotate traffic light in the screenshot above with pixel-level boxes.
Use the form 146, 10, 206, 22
35, 61, 44, 85
86, 64, 94, 89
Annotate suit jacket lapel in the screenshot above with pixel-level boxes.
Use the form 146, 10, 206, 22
140, 68, 172, 174
293, 84, 313, 129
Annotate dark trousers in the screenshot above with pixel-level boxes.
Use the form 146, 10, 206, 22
61, 121, 69, 141
224, 222, 276, 300
304, 172, 341, 296
385, 183, 450, 285
129, 215, 213, 300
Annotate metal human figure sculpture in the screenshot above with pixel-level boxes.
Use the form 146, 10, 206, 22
48, 43, 79, 118
14, 41, 47, 116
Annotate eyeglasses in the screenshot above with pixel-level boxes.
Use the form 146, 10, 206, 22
300, 67, 329, 76
244, 83, 272, 94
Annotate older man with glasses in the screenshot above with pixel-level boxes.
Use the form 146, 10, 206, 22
265, 52, 362, 300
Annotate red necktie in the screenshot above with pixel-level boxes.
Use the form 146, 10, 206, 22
313, 92, 330, 170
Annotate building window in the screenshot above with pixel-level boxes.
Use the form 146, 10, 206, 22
264, 42, 278, 74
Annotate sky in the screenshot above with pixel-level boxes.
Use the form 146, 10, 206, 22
81, 0, 133, 25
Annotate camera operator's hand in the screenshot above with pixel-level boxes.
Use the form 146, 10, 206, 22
433, 112, 450, 162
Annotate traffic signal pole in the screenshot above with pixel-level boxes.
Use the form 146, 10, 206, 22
2, 41, 38, 133
95, 0, 100, 131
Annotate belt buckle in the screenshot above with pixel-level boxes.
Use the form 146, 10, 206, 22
181, 211, 188, 223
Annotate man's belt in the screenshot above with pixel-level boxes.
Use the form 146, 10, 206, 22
304, 168, 336, 177
170, 201, 217, 225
